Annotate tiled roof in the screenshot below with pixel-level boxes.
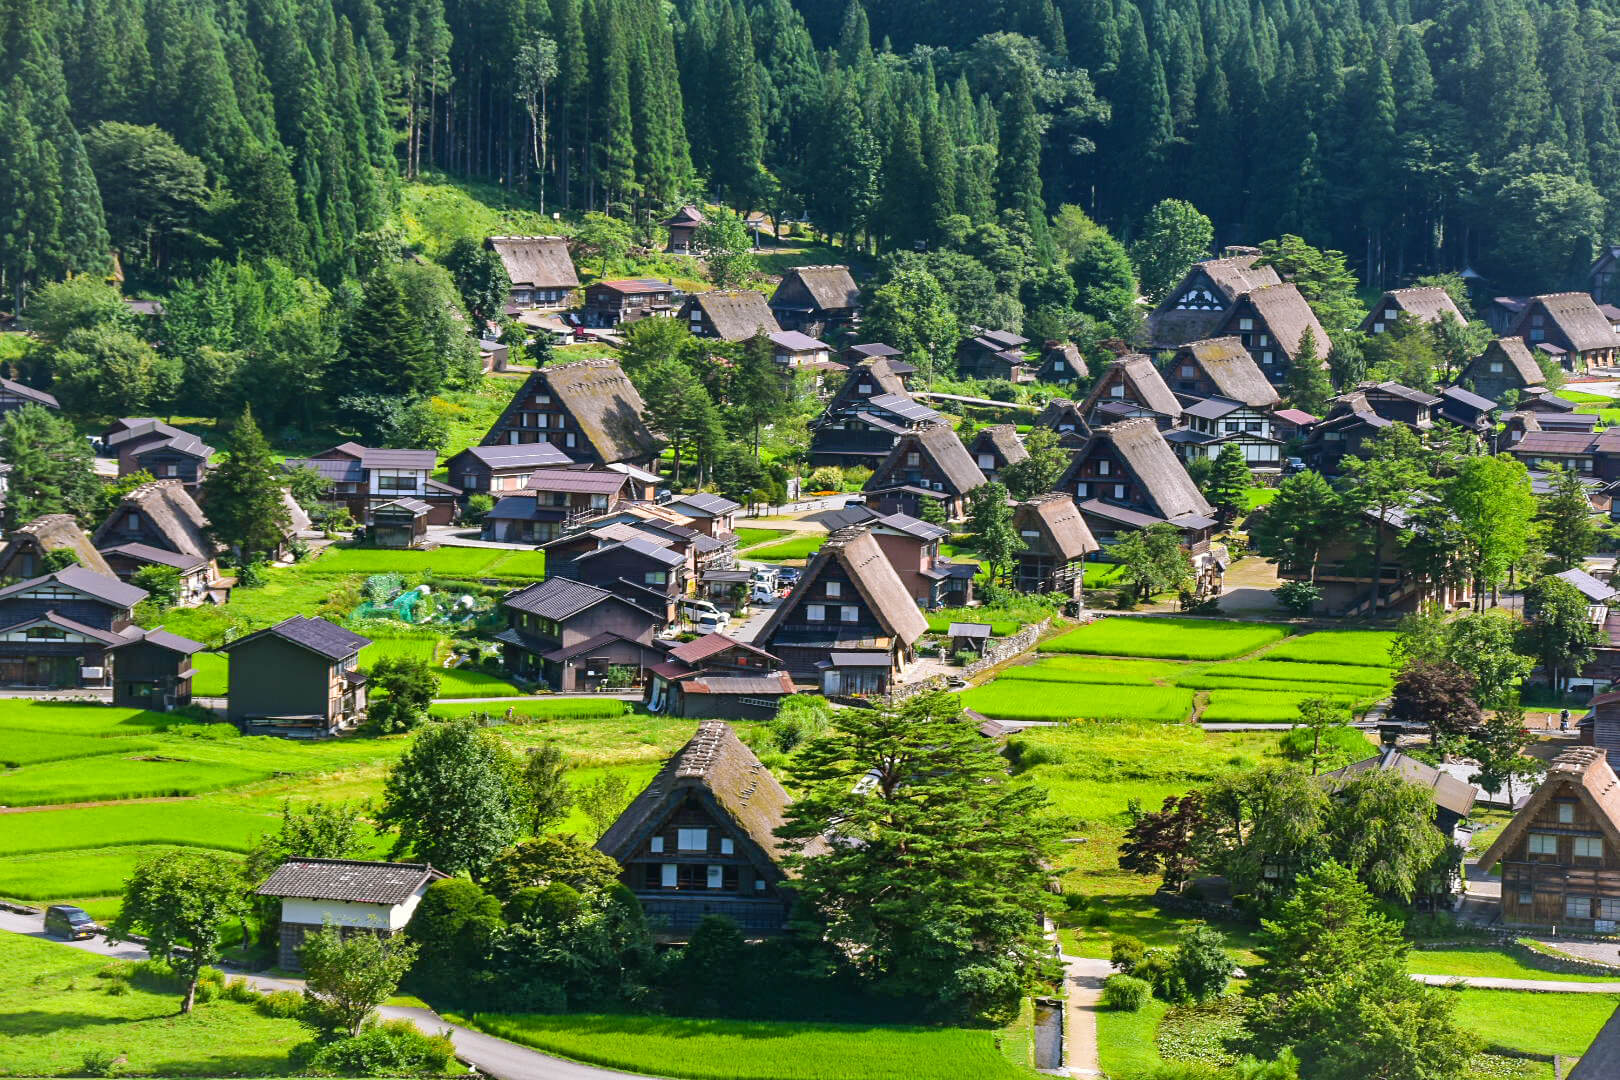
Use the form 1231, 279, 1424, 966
226, 615, 368, 661
255, 858, 444, 904
0, 566, 148, 609
666, 492, 740, 517
524, 468, 630, 495
502, 577, 616, 619
451, 443, 573, 470
97, 542, 208, 571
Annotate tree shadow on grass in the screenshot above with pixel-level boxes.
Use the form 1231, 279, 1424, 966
0, 1009, 147, 1036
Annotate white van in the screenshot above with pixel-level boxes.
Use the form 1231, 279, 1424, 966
681, 599, 729, 629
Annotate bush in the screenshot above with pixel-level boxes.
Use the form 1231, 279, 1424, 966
81, 1050, 120, 1078
224, 975, 260, 1003
807, 466, 841, 492
1102, 974, 1151, 1012
258, 989, 308, 1018
105, 979, 129, 996
236, 561, 269, 588
952, 649, 979, 667
1110, 934, 1146, 974
464, 493, 494, 524
1274, 580, 1321, 615
292, 1019, 458, 1077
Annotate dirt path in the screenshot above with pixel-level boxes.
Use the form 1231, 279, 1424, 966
1061, 953, 1109, 1077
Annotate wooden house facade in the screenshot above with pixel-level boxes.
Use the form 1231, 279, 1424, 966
808, 357, 941, 467
1032, 399, 1091, 448
283, 444, 459, 526
768, 266, 860, 337
223, 616, 369, 736
644, 635, 794, 720
0, 377, 59, 416
582, 279, 679, 327
596, 721, 826, 938
1457, 338, 1547, 402
967, 425, 1028, 483
104, 419, 212, 487
1146, 251, 1281, 348
661, 206, 703, 254
1081, 353, 1184, 429
756, 525, 929, 695
0, 515, 113, 581
443, 442, 574, 499
1034, 342, 1087, 386
956, 329, 1033, 381
1012, 494, 1098, 598
494, 577, 664, 691
109, 627, 205, 710
1215, 283, 1332, 389
863, 423, 987, 522
1056, 418, 1219, 556
1479, 747, 1620, 930
0, 567, 148, 689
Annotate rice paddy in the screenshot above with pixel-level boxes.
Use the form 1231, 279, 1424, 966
748, 533, 826, 560
964, 623, 1395, 726
1042, 618, 1290, 660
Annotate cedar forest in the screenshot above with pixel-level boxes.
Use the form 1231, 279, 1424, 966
6, 0, 1619, 319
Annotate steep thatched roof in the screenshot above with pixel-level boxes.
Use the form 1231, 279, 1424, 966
968, 425, 1028, 467
757, 524, 929, 648
92, 480, 217, 560
1177, 337, 1280, 407
485, 236, 579, 290
867, 422, 987, 497
1147, 254, 1283, 347
775, 265, 860, 311
690, 290, 781, 340
1084, 354, 1182, 419
1091, 418, 1213, 521
1237, 282, 1332, 359
1514, 292, 1617, 353
488, 359, 661, 464
1461, 338, 1545, 388
1036, 342, 1087, 380
597, 720, 827, 871
0, 515, 113, 577
1359, 287, 1466, 331
1015, 493, 1098, 560
1478, 747, 1620, 875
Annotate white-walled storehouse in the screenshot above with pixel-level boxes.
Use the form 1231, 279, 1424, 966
255, 858, 444, 970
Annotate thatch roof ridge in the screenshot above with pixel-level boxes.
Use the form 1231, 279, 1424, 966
756, 524, 929, 648
968, 424, 1028, 466
1182, 336, 1281, 407
1369, 286, 1466, 326
692, 290, 781, 341
597, 720, 826, 871
1464, 337, 1544, 386
0, 514, 113, 577
781, 265, 860, 311
868, 422, 986, 496
485, 235, 579, 290
1243, 282, 1332, 358
92, 480, 217, 560
1478, 747, 1620, 874
533, 358, 661, 463
1517, 292, 1617, 353
1102, 418, 1213, 520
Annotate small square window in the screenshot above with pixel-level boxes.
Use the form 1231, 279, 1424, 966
720, 838, 734, 855
1239, 318, 1253, 331
650, 836, 664, 853
1559, 802, 1575, 824
1518, 890, 1533, 905
825, 582, 841, 598
1575, 836, 1603, 859
1528, 833, 1558, 855
678, 828, 708, 851
1567, 895, 1591, 920
840, 605, 859, 622
807, 604, 825, 621
661, 864, 676, 887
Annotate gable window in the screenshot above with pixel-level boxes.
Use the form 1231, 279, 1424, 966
1384, 308, 1397, 319
978, 454, 995, 468
1528, 832, 1558, 855
1113, 484, 1126, 500
535, 413, 549, 428
1075, 482, 1089, 497
807, 604, 825, 621
1238, 318, 1253, 331
1558, 801, 1576, 824
566, 433, 576, 448
1490, 362, 1504, 373
825, 582, 841, 598
650, 836, 664, 853
1257, 333, 1269, 346
1097, 460, 1110, 475
1574, 836, 1603, 859
840, 605, 859, 622
720, 837, 734, 855
1262, 352, 1274, 365
1020, 530, 1039, 539
677, 828, 708, 851
707, 865, 723, 888
1109, 383, 1125, 397
906, 452, 920, 466
644, 571, 667, 586
661, 863, 677, 887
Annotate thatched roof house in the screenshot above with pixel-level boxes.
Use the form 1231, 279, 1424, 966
93, 480, 218, 563
1359, 287, 1466, 334
597, 720, 826, 938
681, 290, 781, 341
1167, 337, 1281, 407
485, 236, 578, 309
481, 359, 662, 467
1147, 252, 1282, 348
864, 422, 987, 521
1082, 353, 1183, 426
0, 515, 113, 579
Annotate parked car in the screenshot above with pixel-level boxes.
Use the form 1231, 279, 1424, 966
44, 904, 95, 940
696, 612, 729, 633
778, 567, 800, 586
1283, 457, 1307, 475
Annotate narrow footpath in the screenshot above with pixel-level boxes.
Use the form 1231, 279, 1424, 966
1060, 953, 1109, 1077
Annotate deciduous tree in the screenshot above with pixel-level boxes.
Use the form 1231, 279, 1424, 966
1522, 575, 1602, 692
967, 481, 1023, 586
519, 744, 574, 835
109, 850, 247, 1013
300, 923, 418, 1035
1001, 426, 1069, 500
1537, 464, 1600, 573
367, 656, 440, 734
1390, 658, 1482, 750
379, 719, 524, 877
0, 403, 100, 528
1130, 199, 1213, 302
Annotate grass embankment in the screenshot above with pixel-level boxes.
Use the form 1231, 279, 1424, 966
0, 932, 312, 1077
470, 1013, 1034, 1080
1407, 946, 1620, 983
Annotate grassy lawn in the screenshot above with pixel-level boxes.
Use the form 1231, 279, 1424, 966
1408, 946, 1620, 983
749, 534, 826, 560
0, 845, 241, 905
0, 931, 312, 1077
0, 802, 277, 858
429, 697, 631, 721
1043, 618, 1290, 661
1243, 486, 1278, 510
1452, 989, 1620, 1057
736, 527, 791, 549
1095, 995, 1169, 1077
1200, 689, 1379, 723
470, 1013, 1034, 1080
1083, 561, 1129, 587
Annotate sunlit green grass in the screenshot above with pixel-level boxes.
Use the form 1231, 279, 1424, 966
0, 802, 277, 858
1043, 618, 1289, 661
1451, 989, 1620, 1057
960, 680, 1195, 722
471, 1013, 1033, 1080
749, 535, 825, 560
0, 845, 240, 903
1258, 630, 1398, 667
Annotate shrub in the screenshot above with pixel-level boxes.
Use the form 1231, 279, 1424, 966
81, 1050, 120, 1078
259, 989, 308, 1018
1274, 580, 1321, 615
292, 1019, 458, 1076
464, 493, 494, 523
105, 979, 129, 996
807, 466, 841, 492
224, 976, 260, 1003
236, 561, 269, 588
1102, 974, 1151, 1011
952, 649, 979, 666
1110, 934, 1146, 974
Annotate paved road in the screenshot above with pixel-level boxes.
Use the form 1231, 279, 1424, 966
0, 909, 653, 1080
1059, 953, 1108, 1077
1409, 973, 1620, 992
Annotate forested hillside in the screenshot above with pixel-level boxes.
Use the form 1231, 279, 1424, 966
2, 0, 1615, 307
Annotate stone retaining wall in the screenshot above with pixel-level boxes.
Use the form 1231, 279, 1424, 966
884, 617, 1057, 706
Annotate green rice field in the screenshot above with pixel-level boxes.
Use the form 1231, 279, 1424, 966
302, 545, 548, 579
471, 1013, 1033, 1080
1259, 629, 1397, 666
736, 527, 791, 549
963, 624, 1394, 726
1043, 618, 1290, 660
429, 697, 631, 721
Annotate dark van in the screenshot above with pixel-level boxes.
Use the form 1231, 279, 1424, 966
44, 904, 95, 940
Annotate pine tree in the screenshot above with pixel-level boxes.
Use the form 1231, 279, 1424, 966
0, 403, 100, 528
1205, 444, 1252, 519
1284, 328, 1332, 415
710, 2, 766, 210
204, 407, 292, 565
